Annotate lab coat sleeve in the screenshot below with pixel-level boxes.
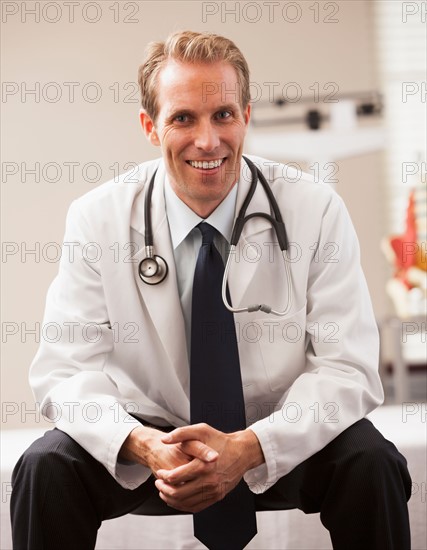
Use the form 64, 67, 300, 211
244, 191, 384, 494
29, 200, 152, 489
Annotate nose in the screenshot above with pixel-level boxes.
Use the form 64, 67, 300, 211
194, 120, 220, 152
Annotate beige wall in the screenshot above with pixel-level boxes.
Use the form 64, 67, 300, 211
2, 1, 390, 429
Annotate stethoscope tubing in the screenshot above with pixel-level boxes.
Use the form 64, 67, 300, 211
139, 156, 293, 316
221, 244, 293, 316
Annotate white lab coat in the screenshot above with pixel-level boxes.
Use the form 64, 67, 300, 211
30, 155, 384, 492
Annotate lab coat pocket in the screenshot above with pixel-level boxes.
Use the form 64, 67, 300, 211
257, 302, 307, 393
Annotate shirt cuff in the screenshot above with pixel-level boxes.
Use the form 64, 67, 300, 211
115, 461, 153, 489
243, 424, 278, 494
107, 420, 152, 489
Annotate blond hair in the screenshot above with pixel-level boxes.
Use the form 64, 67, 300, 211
138, 30, 250, 121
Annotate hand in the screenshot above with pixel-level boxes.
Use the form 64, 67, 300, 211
119, 425, 218, 475
154, 423, 264, 512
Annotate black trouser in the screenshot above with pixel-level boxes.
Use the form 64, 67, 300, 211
11, 418, 412, 550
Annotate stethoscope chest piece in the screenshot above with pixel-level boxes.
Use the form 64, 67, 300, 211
139, 254, 168, 285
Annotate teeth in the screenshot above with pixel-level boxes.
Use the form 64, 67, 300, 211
189, 159, 224, 169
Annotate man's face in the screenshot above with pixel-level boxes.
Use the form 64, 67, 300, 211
140, 60, 251, 218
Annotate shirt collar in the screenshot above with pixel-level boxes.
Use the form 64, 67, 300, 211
164, 173, 238, 250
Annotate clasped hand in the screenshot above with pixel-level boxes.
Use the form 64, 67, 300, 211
121, 423, 263, 513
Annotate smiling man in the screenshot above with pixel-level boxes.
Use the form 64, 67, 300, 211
11, 31, 411, 550
140, 57, 250, 218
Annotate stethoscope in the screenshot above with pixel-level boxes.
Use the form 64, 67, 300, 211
138, 156, 293, 316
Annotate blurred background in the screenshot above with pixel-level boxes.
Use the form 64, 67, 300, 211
1, 2, 426, 548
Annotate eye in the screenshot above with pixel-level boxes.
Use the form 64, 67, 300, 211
174, 114, 190, 123
216, 110, 231, 120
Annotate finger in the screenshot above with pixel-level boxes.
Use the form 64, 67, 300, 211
161, 424, 216, 444
155, 478, 203, 500
157, 482, 223, 513
180, 440, 218, 463
157, 481, 214, 507
157, 458, 214, 484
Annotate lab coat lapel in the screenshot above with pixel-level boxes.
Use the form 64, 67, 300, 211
228, 157, 273, 309
130, 162, 189, 379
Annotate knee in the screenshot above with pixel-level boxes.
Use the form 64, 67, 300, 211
12, 429, 81, 487
345, 440, 412, 500
328, 420, 412, 498
352, 438, 403, 470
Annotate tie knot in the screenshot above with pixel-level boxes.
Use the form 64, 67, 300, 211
197, 222, 216, 245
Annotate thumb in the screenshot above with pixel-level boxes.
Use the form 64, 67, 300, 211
181, 440, 218, 462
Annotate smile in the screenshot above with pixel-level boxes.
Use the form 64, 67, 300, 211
187, 158, 225, 170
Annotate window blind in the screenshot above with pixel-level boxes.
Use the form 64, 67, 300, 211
373, 0, 426, 234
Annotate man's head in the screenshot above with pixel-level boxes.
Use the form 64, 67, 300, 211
138, 31, 251, 123
138, 31, 251, 218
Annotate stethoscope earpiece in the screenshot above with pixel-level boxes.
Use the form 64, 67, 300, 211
138, 254, 168, 285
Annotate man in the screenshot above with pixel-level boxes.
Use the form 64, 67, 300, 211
11, 31, 411, 550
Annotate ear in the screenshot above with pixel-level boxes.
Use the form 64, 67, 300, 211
139, 109, 160, 146
243, 103, 251, 127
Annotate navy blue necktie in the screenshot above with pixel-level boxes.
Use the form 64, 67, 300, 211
190, 223, 257, 550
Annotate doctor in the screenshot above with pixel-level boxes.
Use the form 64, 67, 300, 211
11, 31, 411, 550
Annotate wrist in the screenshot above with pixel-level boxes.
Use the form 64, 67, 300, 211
232, 428, 265, 471
119, 426, 162, 467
